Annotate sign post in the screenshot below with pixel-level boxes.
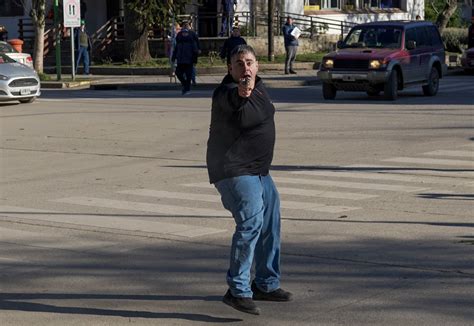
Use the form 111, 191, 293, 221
54, 0, 61, 81
63, 0, 81, 80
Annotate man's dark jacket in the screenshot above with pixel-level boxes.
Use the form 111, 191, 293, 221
172, 29, 198, 64
220, 36, 247, 63
206, 74, 276, 184
282, 23, 298, 47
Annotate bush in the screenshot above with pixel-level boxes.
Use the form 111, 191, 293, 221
442, 28, 468, 53
38, 73, 51, 81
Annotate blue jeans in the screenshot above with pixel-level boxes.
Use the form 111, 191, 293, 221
215, 174, 281, 298
76, 46, 90, 74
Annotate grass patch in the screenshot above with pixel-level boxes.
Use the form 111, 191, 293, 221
95, 52, 326, 68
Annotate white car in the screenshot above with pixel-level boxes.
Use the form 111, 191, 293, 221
0, 41, 34, 69
0, 53, 41, 104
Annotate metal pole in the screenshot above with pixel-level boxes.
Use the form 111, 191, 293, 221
54, 0, 61, 80
268, 0, 274, 62
70, 27, 75, 80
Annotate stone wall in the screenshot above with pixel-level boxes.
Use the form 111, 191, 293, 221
100, 34, 339, 62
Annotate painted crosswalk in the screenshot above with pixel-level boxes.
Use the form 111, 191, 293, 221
2, 143, 472, 238
0, 205, 226, 238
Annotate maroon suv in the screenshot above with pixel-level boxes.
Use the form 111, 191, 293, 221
318, 21, 447, 100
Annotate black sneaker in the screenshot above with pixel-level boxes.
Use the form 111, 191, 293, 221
289, 70, 297, 74
251, 281, 293, 302
223, 289, 261, 315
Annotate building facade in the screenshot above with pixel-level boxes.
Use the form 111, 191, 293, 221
1, 0, 431, 39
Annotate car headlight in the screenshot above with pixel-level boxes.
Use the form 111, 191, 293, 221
0, 74, 9, 81
323, 59, 334, 69
369, 60, 382, 69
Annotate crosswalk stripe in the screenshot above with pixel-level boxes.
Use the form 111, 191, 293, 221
276, 186, 377, 200
124, 189, 361, 213
179, 184, 376, 200
272, 177, 426, 192
0, 205, 226, 238
383, 157, 474, 167
184, 177, 425, 193
53, 196, 227, 217
423, 150, 473, 158
347, 164, 474, 179
290, 170, 460, 185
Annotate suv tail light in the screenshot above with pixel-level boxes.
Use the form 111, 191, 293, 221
26, 56, 33, 63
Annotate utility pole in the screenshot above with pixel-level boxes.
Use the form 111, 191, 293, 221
268, 0, 274, 61
54, 0, 61, 80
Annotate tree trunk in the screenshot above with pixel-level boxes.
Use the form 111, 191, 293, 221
436, 0, 458, 33
29, 0, 46, 73
33, 25, 45, 73
124, 4, 151, 63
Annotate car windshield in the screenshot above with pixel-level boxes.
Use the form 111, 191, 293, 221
0, 53, 17, 64
0, 42, 16, 53
342, 26, 402, 49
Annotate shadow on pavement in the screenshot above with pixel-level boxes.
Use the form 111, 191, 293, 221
0, 298, 240, 323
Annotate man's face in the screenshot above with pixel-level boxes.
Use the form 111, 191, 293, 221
229, 52, 259, 82
287, 18, 293, 25
232, 28, 240, 37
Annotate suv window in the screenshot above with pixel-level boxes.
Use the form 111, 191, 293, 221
415, 27, 430, 47
428, 25, 443, 47
343, 26, 402, 49
405, 28, 416, 49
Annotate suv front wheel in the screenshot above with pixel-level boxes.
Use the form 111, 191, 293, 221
322, 82, 337, 100
422, 67, 439, 96
384, 70, 398, 100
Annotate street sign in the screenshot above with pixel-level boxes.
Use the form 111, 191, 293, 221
63, 0, 81, 28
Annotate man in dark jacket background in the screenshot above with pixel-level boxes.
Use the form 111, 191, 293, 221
207, 45, 293, 315
220, 26, 247, 64
282, 16, 298, 74
172, 24, 198, 95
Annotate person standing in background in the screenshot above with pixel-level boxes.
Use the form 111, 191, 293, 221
282, 16, 298, 75
220, 0, 237, 37
220, 26, 247, 64
75, 20, 92, 75
172, 24, 198, 95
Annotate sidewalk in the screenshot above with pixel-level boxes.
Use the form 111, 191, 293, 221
40, 63, 320, 90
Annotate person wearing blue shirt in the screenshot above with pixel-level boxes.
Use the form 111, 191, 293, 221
220, 0, 237, 37
282, 16, 298, 74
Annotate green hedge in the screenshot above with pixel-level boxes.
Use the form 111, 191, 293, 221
441, 28, 468, 53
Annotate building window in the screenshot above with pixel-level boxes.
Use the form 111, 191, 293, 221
305, 0, 340, 9
366, 0, 401, 8
0, 0, 24, 16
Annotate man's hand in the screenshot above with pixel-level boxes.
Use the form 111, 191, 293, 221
238, 77, 254, 98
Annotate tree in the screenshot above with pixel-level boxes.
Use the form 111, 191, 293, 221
15, 0, 49, 73
124, 0, 188, 63
426, 0, 460, 33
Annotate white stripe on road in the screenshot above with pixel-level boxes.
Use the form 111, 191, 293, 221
0, 205, 226, 238
271, 177, 427, 192
125, 188, 361, 213
440, 84, 474, 93
383, 157, 474, 167
346, 164, 474, 179
53, 196, 227, 217
290, 170, 459, 185
276, 186, 377, 200
423, 150, 473, 158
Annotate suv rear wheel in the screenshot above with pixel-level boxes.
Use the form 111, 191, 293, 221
384, 70, 398, 100
322, 83, 337, 100
422, 67, 439, 96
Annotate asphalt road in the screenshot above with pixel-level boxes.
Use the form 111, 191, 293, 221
0, 74, 473, 325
